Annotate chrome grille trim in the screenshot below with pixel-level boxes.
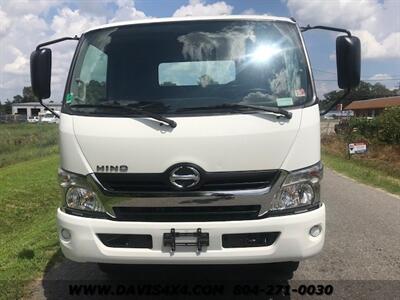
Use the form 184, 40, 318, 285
86, 170, 288, 218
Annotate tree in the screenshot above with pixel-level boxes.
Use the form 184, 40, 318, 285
0, 86, 39, 115
0, 99, 12, 114
85, 80, 106, 104
377, 107, 400, 144
13, 95, 23, 103
22, 86, 38, 102
319, 81, 396, 111
393, 81, 400, 96
11, 86, 38, 104
371, 83, 394, 98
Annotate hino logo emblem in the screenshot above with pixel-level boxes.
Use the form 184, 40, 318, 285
169, 165, 201, 189
96, 165, 128, 173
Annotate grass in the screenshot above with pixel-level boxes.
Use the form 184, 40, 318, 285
321, 133, 400, 196
322, 150, 400, 196
0, 123, 58, 168
0, 155, 61, 299
321, 134, 400, 178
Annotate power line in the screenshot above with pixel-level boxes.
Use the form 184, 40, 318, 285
312, 68, 400, 78
315, 78, 400, 81
312, 68, 337, 75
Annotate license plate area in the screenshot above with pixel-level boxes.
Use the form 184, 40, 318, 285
163, 228, 209, 252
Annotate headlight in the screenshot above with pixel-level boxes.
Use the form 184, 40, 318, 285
66, 187, 105, 212
58, 168, 105, 213
271, 162, 323, 212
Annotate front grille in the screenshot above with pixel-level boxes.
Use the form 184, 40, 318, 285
95, 170, 279, 193
112, 205, 261, 222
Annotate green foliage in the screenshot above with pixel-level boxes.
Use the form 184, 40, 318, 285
12, 94, 23, 103
0, 156, 61, 299
0, 86, 39, 115
1, 86, 39, 116
348, 117, 379, 139
22, 86, 38, 102
336, 107, 400, 145
377, 107, 400, 144
322, 151, 400, 196
11, 86, 38, 104
0, 124, 60, 298
319, 81, 397, 111
0, 100, 12, 115
0, 123, 58, 167
85, 80, 106, 104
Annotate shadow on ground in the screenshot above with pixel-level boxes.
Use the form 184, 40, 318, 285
40, 252, 296, 299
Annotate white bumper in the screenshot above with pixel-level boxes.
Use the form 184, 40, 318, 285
57, 204, 325, 264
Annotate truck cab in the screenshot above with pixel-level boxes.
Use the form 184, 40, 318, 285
30, 15, 360, 271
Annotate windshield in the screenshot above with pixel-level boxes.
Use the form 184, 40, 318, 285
65, 20, 312, 115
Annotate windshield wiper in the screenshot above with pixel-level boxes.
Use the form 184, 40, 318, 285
69, 104, 177, 128
178, 103, 292, 119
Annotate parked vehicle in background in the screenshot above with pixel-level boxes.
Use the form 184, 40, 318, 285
40, 111, 60, 123
323, 110, 353, 120
30, 16, 361, 274
27, 116, 39, 123
323, 114, 336, 120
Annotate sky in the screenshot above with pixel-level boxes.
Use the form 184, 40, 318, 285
0, 0, 399, 103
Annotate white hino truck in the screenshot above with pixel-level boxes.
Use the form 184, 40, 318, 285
30, 16, 360, 273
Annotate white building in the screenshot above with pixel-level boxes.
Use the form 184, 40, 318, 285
11, 102, 62, 119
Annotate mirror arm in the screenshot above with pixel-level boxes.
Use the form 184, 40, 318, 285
320, 89, 351, 116
300, 25, 351, 37
39, 99, 60, 118
36, 35, 79, 50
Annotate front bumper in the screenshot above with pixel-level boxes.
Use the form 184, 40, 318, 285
57, 204, 325, 264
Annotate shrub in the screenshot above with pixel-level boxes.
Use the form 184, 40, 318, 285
336, 108, 400, 145
349, 117, 379, 138
377, 107, 400, 144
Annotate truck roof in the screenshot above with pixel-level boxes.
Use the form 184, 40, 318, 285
84, 15, 295, 34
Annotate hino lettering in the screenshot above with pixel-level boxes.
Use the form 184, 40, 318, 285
96, 165, 129, 173
30, 16, 361, 273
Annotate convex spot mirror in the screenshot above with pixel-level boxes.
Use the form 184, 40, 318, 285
30, 48, 52, 99
336, 35, 361, 89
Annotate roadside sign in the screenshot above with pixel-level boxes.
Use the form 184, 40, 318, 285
348, 143, 367, 155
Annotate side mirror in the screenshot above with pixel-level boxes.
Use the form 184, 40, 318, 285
30, 48, 52, 99
336, 35, 361, 89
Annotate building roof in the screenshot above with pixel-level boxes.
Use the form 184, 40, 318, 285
84, 15, 295, 34
12, 102, 61, 107
344, 96, 400, 110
